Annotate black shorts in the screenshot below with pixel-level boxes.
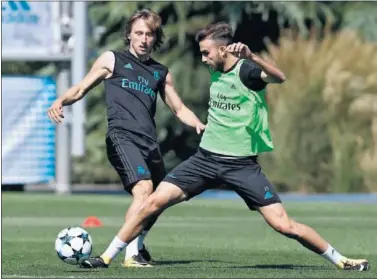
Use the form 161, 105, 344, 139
106, 130, 165, 193
163, 148, 281, 210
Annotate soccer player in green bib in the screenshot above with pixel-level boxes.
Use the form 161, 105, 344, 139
81, 23, 369, 271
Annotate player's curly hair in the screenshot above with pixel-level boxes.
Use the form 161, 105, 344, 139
195, 22, 234, 46
124, 9, 164, 51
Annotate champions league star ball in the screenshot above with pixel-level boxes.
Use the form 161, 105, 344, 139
55, 227, 93, 265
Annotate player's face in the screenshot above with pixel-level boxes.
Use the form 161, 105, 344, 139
199, 39, 225, 72
129, 19, 156, 56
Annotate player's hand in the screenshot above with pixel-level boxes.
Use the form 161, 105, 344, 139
226, 42, 252, 59
196, 121, 206, 134
47, 99, 64, 124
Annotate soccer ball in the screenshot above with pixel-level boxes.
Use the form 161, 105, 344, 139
55, 227, 93, 265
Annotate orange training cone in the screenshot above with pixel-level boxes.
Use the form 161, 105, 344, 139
82, 216, 103, 228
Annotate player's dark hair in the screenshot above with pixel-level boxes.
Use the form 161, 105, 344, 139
195, 22, 234, 46
124, 9, 164, 51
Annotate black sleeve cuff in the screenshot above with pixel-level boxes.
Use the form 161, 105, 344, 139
239, 62, 267, 91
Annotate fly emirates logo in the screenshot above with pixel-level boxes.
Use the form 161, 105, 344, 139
121, 76, 157, 100
209, 93, 241, 111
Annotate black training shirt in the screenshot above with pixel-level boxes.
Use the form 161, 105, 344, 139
104, 50, 169, 141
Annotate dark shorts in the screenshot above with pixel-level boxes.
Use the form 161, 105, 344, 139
163, 148, 281, 210
106, 130, 165, 193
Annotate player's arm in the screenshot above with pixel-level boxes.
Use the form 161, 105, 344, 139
160, 72, 206, 134
226, 42, 286, 84
250, 54, 286, 84
47, 51, 114, 124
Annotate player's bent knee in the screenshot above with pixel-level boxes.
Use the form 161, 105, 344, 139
131, 180, 154, 199
141, 182, 186, 215
141, 195, 165, 216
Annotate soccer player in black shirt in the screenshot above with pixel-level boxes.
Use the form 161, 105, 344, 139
48, 9, 205, 267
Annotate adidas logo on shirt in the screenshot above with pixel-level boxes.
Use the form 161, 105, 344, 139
231, 84, 236, 89
264, 191, 273, 199
124, 63, 133, 69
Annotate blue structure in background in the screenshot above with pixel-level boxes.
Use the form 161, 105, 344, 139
2, 76, 56, 185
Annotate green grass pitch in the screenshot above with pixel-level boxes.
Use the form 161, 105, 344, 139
2, 193, 376, 278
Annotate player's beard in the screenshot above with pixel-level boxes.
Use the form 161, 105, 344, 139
213, 60, 225, 72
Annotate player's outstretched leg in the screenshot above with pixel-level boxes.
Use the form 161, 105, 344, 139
258, 203, 369, 271
80, 182, 187, 269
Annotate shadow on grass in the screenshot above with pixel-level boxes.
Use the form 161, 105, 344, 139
64, 262, 331, 272
66, 269, 102, 273
63, 259, 223, 272
154, 259, 223, 266
229, 264, 331, 271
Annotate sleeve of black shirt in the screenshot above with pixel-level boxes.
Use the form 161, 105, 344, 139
239, 60, 267, 91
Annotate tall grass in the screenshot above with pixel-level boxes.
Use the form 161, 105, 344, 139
261, 30, 377, 192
